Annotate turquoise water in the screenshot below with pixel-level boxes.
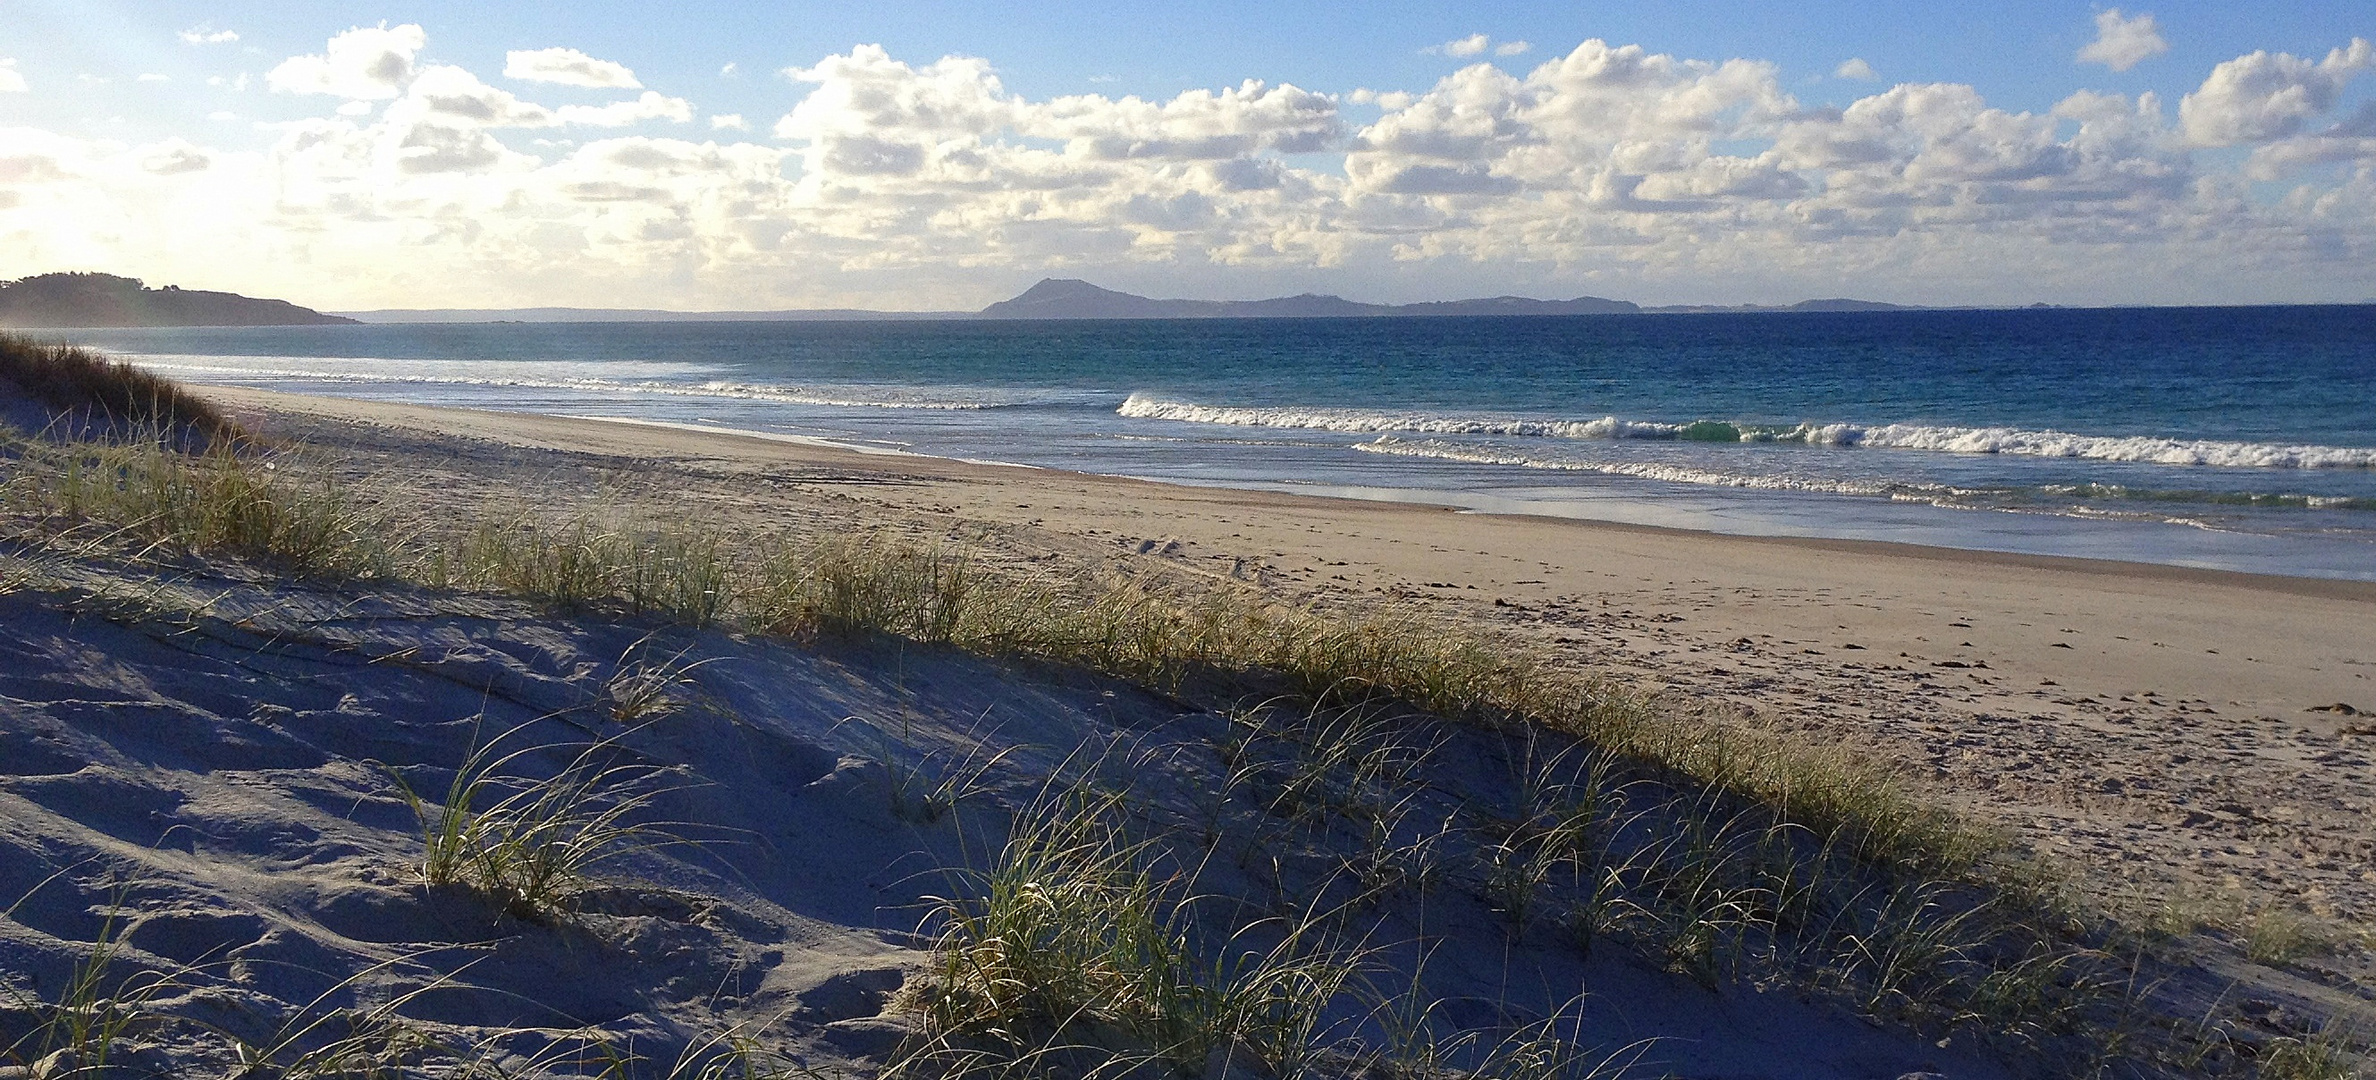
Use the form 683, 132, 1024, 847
56, 306, 2376, 580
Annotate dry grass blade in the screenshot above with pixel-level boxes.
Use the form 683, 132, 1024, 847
904, 785, 1373, 1080
602, 634, 726, 725
0, 869, 189, 1078
220, 949, 481, 1079
387, 720, 694, 919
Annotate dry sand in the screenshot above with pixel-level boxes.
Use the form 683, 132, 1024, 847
7, 384, 2371, 1077
0, 388, 2074, 1080
203, 388, 2376, 935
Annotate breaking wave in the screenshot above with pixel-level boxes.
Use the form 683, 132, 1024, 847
131, 355, 1029, 411
1353, 438, 1947, 499
1118, 394, 2376, 469
1358, 438, 2376, 516
1118, 395, 1687, 439
1843, 424, 2376, 469
2038, 484, 2376, 512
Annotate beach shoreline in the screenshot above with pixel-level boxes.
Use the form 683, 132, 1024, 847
1133, 471, 2376, 602
4, 372, 2369, 1075
200, 384, 2376, 935
227, 384, 2376, 601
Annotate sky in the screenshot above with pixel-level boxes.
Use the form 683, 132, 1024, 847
2, 1, 2374, 310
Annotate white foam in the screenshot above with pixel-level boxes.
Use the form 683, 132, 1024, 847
1119, 394, 2376, 470
127, 354, 1025, 411
1353, 437, 1924, 498
1839, 423, 2376, 469
555, 415, 1047, 470
561, 415, 921, 457
1359, 437, 2376, 522
1118, 395, 1674, 439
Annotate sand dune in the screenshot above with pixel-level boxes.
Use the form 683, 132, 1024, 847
0, 498, 2004, 1077
3, 384, 2371, 1076
197, 388, 2376, 926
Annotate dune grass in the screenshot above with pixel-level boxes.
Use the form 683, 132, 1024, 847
0, 433, 2022, 919
0, 375, 2328, 1076
894, 736, 2076, 1080
741, 535, 1985, 885
2258, 1034, 2361, 1080
390, 723, 690, 920
0, 432, 389, 578
0, 333, 243, 448
901, 783, 1639, 1080
0, 873, 186, 1078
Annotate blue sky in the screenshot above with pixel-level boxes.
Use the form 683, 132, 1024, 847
2, 1, 2373, 308
20, 1, 2371, 140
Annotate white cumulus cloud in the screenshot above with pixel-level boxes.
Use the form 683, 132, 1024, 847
2245, 101, 2376, 178
179, 27, 240, 46
0, 60, 25, 94
1435, 34, 1490, 59
1430, 35, 1530, 59
396, 65, 554, 127
1032, 79, 1340, 160
5, 30, 2376, 309
268, 23, 427, 99
554, 91, 693, 127
2079, 9, 2170, 72
1834, 58, 1878, 81
2179, 38, 2372, 146
504, 47, 642, 89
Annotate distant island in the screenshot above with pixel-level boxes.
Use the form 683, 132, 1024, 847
342, 279, 1912, 324
974, 278, 1647, 318
0, 273, 357, 328
0, 271, 1922, 327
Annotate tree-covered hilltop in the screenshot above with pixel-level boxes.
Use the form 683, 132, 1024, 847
0, 272, 356, 327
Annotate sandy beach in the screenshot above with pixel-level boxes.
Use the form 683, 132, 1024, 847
206, 386, 2376, 934
9, 377, 2374, 1078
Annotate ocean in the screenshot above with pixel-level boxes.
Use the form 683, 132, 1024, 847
53, 305, 2376, 581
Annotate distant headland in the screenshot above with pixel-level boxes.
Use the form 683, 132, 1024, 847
0, 273, 358, 328
36, 274, 2366, 327
342, 278, 1913, 324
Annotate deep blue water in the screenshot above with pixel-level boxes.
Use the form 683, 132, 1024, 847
52, 306, 2376, 580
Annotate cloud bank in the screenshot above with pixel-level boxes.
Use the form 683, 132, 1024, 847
4, 24, 2375, 309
